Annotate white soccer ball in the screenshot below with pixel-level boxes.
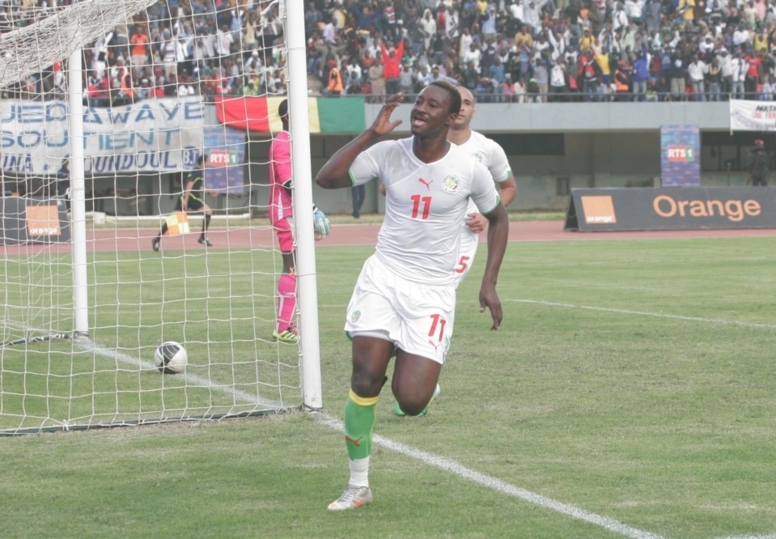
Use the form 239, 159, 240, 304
154, 341, 188, 374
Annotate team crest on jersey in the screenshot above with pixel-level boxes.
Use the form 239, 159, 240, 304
350, 310, 361, 323
471, 151, 484, 163
442, 175, 460, 193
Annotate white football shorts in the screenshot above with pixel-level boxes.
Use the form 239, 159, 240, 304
345, 255, 456, 365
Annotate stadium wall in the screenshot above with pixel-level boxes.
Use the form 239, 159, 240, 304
5, 100, 758, 215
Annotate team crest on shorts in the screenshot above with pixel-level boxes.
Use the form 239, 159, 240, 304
350, 310, 361, 323
442, 175, 460, 193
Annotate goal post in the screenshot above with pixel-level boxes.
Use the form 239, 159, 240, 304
286, 0, 323, 412
0, 0, 323, 434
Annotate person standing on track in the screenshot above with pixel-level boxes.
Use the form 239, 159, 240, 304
747, 139, 770, 186
316, 82, 509, 511
152, 154, 214, 251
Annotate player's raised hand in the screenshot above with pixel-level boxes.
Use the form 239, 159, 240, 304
479, 284, 502, 331
370, 93, 404, 136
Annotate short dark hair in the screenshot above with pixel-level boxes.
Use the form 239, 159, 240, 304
428, 80, 461, 115
278, 98, 288, 118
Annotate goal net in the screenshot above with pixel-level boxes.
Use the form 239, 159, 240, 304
0, 0, 318, 434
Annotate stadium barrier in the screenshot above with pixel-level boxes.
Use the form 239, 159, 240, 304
564, 187, 776, 232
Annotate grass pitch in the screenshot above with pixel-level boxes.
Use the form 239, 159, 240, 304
2, 236, 776, 538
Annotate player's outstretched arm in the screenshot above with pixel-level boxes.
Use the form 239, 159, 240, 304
479, 203, 509, 330
316, 93, 404, 189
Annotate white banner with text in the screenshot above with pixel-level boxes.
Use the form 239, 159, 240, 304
0, 97, 206, 175
729, 99, 776, 132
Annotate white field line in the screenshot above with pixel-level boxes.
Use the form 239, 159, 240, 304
318, 415, 665, 539
507, 299, 776, 329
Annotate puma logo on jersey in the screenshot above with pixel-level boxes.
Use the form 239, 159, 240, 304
418, 177, 433, 190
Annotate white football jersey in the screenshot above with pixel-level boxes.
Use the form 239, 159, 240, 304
457, 130, 512, 219
457, 130, 511, 183
349, 137, 500, 286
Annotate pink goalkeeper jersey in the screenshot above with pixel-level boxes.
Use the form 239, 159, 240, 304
349, 137, 500, 287
268, 130, 292, 223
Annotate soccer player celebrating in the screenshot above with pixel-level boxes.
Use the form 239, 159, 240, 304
390, 86, 518, 417
316, 82, 509, 510
152, 154, 214, 251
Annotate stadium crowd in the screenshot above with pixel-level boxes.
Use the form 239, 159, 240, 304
5, 0, 776, 104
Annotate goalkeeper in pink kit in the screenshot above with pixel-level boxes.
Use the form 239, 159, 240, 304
269, 99, 329, 344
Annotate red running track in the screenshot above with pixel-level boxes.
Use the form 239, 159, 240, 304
3, 220, 776, 255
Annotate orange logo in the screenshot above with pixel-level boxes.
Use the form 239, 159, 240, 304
26, 205, 61, 236
581, 196, 617, 224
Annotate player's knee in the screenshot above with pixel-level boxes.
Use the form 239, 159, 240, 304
350, 367, 387, 398
394, 397, 426, 417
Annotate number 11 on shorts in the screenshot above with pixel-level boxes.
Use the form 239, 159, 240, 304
428, 313, 446, 341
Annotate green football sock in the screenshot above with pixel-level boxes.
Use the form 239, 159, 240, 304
344, 389, 378, 461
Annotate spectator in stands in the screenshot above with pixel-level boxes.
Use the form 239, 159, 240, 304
745, 48, 764, 97
668, 53, 687, 101
130, 25, 150, 71
533, 53, 550, 103
368, 56, 385, 101
418, 9, 436, 52
322, 59, 344, 96
136, 77, 152, 100
760, 74, 776, 100
429, 64, 457, 85
579, 49, 602, 101
399, 59, 416, 96
305, 2, 323, 39
632, 45, 650, 101
687, 53, 707, 101
614, 60, 632, 101
30, 0, 776, 107
706, 57, 723, 101
550, 56, 568, 102
731, 49, 748, 99
381, 39, 405, 95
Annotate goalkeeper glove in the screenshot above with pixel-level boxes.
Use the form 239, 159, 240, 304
312, 205, 330, 240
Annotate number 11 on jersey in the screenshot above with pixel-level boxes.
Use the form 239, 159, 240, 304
410, 195, 432, 220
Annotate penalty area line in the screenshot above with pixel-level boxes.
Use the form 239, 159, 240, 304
317, 416, 664, 539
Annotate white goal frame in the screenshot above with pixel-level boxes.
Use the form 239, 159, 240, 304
0, 0, 323, 434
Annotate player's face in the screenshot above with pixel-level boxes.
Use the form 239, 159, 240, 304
454, 87, 475, 128
410, 85, 456, 138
